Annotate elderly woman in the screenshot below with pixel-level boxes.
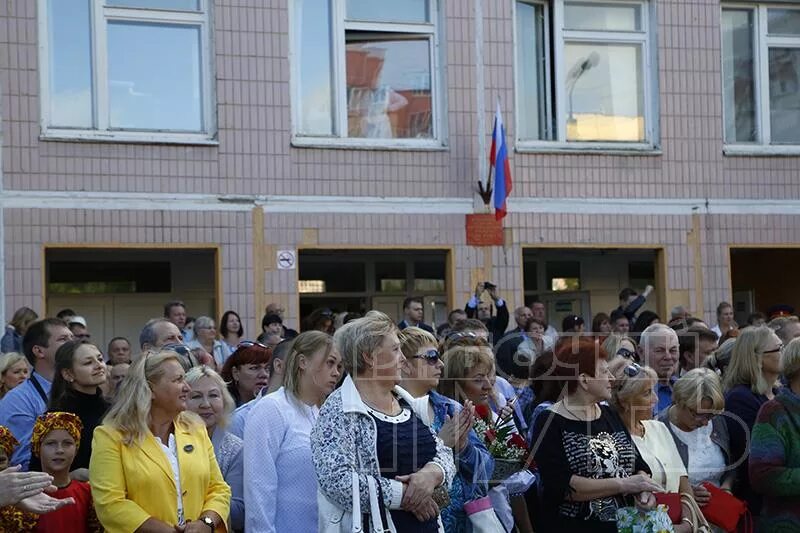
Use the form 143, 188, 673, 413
398, 327, 493, 533
220, 342, 271, 407
186, 366, 244, 532
311, 311, 455, 532
245, 331, 342, 533
749, 336, 800, 532
188, 316, 228, 368
1, 307, 38, 354
0, 353, 29, 400
722, 325, 782, 516
89, 350, 230, 532
531, 338, 661, 532
609, 358, 695, 532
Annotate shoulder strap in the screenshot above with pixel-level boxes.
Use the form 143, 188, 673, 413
30, 372, 49, 405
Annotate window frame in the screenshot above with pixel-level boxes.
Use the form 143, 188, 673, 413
290, 0, 447, 150
513, 0, 660, 153
722, 3, 800, 155
38, 0, 217, 145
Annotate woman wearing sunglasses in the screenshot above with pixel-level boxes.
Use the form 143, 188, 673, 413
398, 327, 493, 533
609, 359, 697, 532
722, 326, 783, 518
602, 333, 639, 363
220, 342, 272, 407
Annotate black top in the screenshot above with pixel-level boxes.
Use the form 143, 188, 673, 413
30, 389, 109, 472
371, 399, 438, 533
532, 404, 650, 533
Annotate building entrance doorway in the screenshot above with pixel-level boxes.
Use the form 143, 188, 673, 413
46, 247, 218, 352
730, 248, 800, 324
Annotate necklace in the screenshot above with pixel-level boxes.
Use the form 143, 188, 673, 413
561, 400, 599, 421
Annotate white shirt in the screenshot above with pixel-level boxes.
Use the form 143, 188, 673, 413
711, 325, 722, 337
632, 420, 687, 493
158, 433, 184, 526
669, 421, 726, 486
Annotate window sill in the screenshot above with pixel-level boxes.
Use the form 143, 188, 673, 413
515, 141, 661, 155
40, 129, 220, 146
723, 144, 800, 157
291, 136, 448, 151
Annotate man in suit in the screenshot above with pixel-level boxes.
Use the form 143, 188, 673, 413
397, 297, 435, 334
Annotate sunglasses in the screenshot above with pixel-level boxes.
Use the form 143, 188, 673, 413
161, 343, 191, 357
617, 348, 636, 360
411, 349, 441, 365
763, 345, 783, 355
623, 363, 643, 377
237, 341, 269, 350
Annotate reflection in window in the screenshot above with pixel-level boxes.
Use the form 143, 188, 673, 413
414, 261, 445, 292
769, 48, 800, 144
345, 36, 432, 139
767, 8, 800, 36
515, 2, 552, 140
108, 22, 203, 131
376, 262, 407, 292
294, 0, 440, 142
564, 1, 641, 31
47, 0, 93, 128
565, 43, 644, 142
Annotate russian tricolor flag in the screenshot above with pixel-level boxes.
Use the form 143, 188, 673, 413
489, 102, 512, 221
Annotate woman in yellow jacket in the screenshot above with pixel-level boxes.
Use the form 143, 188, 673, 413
89, 349, 230, 533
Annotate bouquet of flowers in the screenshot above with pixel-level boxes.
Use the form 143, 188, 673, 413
473, 404, 529, 481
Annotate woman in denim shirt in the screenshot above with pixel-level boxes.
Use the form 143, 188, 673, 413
399, 327, 494, 533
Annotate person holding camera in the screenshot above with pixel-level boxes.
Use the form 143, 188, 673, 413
465, 282, 509, 345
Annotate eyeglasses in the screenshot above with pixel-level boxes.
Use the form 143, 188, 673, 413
623, 363, 643, 377
763, 345, 783, 355
161, 343, 191, 357
237, 341, 269, 350
617, 348, 636, 360
411, 349, 441, 365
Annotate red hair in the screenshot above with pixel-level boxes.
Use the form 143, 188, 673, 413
220, 344, 272, 383
553, 337, 608, 394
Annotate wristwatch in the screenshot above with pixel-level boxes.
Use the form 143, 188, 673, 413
200, 516, 215, 531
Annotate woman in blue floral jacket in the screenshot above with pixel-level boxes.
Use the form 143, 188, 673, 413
311, 312, 455, 532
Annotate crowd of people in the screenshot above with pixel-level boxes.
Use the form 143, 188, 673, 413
0, 283, 798, 532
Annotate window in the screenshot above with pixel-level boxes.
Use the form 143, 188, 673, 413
514, 0, 656, 149
722, 5, 800, 149
39, 0, 214, 143
292, 0, 442, 147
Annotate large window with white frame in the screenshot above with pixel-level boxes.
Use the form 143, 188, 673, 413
722, 4, 800, 148
292, 0, 442, 147
514, 0, 656, 148
39, 0, 214, 143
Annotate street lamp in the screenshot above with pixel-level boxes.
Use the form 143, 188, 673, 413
566, 51, 600, 125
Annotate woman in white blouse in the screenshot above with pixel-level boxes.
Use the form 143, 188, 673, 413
243, 331, 342, 533
609, 358, 695, 533
657, 368, 734, 504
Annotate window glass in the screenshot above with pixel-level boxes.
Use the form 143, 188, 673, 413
564, 42, 644, 142
297, 0, 334, 135
47, 0, 93, 128
300, 262, 366, 292
108, 22, 203, 131
564, 1, 641, 31
413, 261, 445, 292
516, 2, 552, 140
722, 10, 757, 143
106, 0, 200, 10
767, 8, 800, 36
546, 261, 580, 291
346, 0, 429, 23
345, 35, 433, 139
768, 48, 800, 144
375, 262, 407, 292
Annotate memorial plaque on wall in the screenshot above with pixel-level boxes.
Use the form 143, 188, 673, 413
465, 214, 504, 246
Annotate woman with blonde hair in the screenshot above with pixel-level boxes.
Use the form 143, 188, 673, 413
602, 334, 638, 362
311, 311, 454, 532
89, 350, 230, 532
246, 331, 342, 533
722, 325, 782, 517
749, 336, 800, 532
1, 307, 38, 354
186, 365, 244, 532
658, 369, 733, 506
0, 353, 29, 399
609, 358, 695, 532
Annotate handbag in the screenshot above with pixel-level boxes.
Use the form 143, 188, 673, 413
679, 492, 713, 533
699, 483, 753, 533
464, 495, 507, 533
653, 493, 681, 524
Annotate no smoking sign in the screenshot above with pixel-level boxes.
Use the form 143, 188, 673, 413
276, 250, 296, 270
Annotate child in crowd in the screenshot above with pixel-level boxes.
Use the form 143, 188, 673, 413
0, 425, 38, 531
30, 412, 100, 533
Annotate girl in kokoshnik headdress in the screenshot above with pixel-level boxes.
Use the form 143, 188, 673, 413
0, 425, 38, 531
28, 412, 101, 533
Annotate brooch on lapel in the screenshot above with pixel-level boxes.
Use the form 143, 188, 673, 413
183, 444, 194, 453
